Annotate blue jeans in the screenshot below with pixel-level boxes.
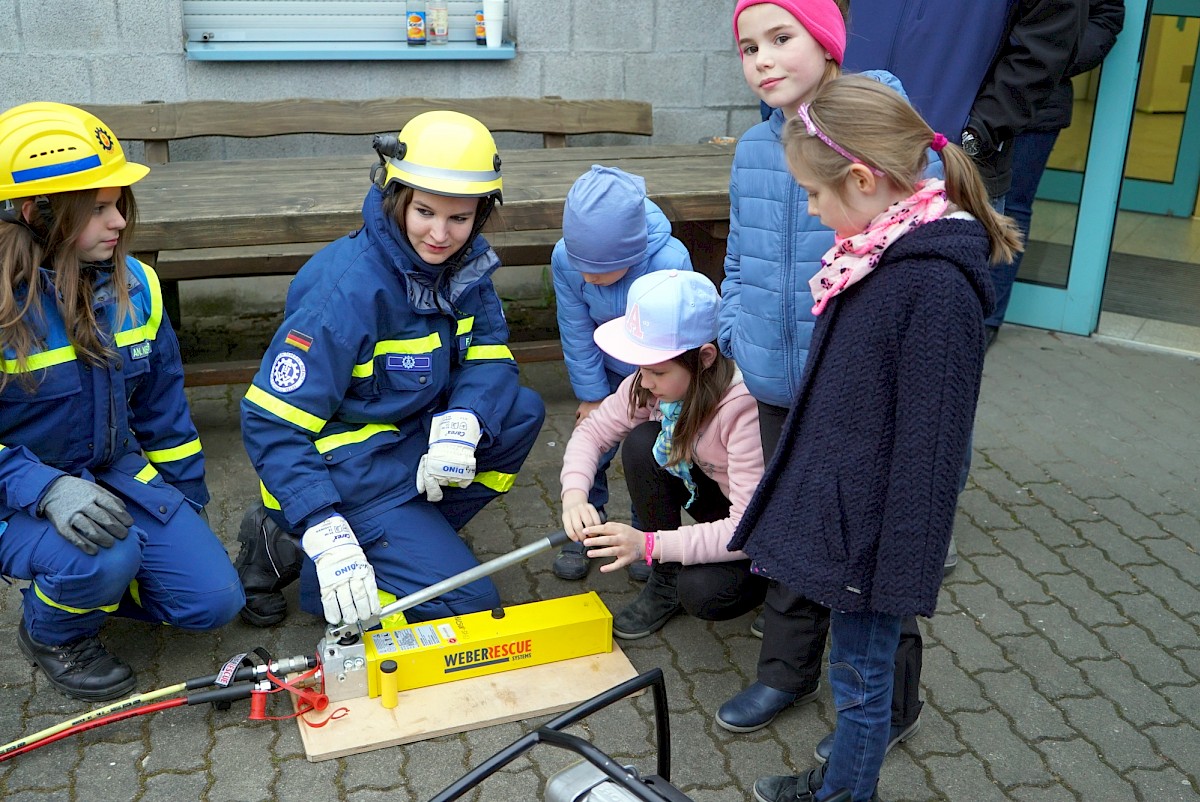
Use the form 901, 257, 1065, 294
819, 609, 903, 802
988, 129, 1059, 328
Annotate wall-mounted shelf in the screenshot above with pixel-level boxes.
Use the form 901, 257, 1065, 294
185, 40, 515, 61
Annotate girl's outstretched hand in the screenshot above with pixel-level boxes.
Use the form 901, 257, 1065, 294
562, 489, 602, 541
582, 522, 644, 573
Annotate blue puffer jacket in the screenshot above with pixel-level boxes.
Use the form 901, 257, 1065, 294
718, 71, 940, 408
552, 198, 693, 401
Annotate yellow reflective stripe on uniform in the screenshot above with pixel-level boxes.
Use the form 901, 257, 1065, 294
313, 423, 399, 454
144, 438, 202, 464
114, 259, 164, 346
352, 333, 443, 378
456, 317, 475, 335
244, 385, 326, 433
34, 582, 120, 615
474, 470, 516, 493
464, 344, 514, 362
260, 482, 282, 510
134, 463, 159, 483
128, 580, 142, 608
2, 345, 77, 374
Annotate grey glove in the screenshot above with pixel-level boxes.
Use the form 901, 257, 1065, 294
37, 476, 134, 556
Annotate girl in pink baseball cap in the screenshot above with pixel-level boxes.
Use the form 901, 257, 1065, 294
557, 270, 771, 643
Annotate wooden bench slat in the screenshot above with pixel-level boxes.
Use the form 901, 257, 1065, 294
82, 98, 652, 141
155, 230, 565, 280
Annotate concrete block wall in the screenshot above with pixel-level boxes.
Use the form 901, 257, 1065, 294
0, 0, 763, 159
0, 0, 761, 309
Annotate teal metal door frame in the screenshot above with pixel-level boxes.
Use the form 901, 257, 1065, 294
1007, 0, 1153, 335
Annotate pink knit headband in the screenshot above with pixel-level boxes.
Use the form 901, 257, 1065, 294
733, 0, 847, 65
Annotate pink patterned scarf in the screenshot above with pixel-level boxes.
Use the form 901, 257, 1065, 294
810, 179, 949, 315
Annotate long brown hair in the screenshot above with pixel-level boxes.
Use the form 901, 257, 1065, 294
0, 186, 137, 390
627, 343, 737, 467
782, 74, 1023, 264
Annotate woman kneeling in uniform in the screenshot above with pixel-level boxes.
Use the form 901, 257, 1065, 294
0, 103, 244, 701
237, 111, 545, 628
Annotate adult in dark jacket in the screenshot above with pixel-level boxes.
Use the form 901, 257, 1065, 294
844, 0, 1086, 200
988, 0, 1125, 339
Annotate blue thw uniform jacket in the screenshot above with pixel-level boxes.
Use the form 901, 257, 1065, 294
1, 259, 207, 529
241, 186, 522, 532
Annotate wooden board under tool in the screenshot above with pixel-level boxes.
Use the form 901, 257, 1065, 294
294, 645, 639, 761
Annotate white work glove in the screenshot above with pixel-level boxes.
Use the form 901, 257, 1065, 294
301, 514, 381, 626
415, 409, 482, 502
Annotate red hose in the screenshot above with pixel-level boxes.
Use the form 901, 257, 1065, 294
0, 698, 185, 762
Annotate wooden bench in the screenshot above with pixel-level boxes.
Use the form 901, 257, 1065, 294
82, 97, 655, 385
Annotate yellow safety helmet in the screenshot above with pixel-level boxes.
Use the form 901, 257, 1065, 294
373, 110, 503, 202
0, 101, 148, 203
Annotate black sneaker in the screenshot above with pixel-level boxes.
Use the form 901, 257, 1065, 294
612, 564, 681, 639
754, 765, 878, 802
552, 538, 590, 581
750, 611, 765, 639
233, 505, 302, 627
18, 621, 136, 702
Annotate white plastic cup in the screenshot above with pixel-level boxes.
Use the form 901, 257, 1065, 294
483, 0, 504, 47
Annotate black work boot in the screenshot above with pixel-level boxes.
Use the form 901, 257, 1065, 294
232, 504, 302, 627
612, 563, 682, 639
18, 621, 136, 702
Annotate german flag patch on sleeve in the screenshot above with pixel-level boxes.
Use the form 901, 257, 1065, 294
284, 330, 313, 352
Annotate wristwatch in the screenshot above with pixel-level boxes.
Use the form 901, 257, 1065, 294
961, 129, 982, 158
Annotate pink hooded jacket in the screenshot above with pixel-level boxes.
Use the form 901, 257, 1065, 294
560, 370, 764, 565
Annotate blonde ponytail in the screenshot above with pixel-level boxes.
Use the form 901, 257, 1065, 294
783, 75, 1024, 264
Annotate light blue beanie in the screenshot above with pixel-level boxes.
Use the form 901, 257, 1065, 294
562, 165, 649, 274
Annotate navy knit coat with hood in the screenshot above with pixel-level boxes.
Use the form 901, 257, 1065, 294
728, 217, 996, 618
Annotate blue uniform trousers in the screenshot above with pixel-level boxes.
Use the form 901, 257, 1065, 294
298, 386, 545, 622
0, 492, 244, 645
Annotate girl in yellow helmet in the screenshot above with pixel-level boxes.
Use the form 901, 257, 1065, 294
237, 111, 545, 629
0, 102, 244, 702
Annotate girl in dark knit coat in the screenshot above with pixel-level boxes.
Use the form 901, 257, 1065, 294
738, 75, 1022, 802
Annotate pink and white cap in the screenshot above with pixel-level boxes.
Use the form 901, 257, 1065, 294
593, 270, 720, 366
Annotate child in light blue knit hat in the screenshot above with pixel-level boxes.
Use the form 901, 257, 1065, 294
550, 165, 693, 581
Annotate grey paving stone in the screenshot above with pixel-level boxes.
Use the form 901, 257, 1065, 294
1019, 601, 1111, 661
1126, 768, 1200, 802
273, 756, 339, 801
1058, 695, 1162, 771
974, 669, 1074, 742
1012, 503, 1086, 551
1039, 573, 1126, 627
920, 645, 990, 714
208, 724, 276, 802
924, 753, 1011, 802
946, 583, 1033, 638
994, 634, 1091, 700
1093, 624, 1192, 688
971, 554, 1052, 605
140, 771, 210, 801
1007, 785, 1080, 802
1126, 563, 1200, 618
1035, 737, 1136, 800
1111, 590, 1199, 649
1025, 482, 1100, 524
1144, 723, 1200, 796
954, 708, 1053, 787
76, 740, 146, 802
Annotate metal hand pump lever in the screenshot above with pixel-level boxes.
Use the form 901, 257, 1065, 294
327, 530, 572, 641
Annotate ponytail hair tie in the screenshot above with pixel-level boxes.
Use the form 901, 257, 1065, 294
931, 133, 949, 152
